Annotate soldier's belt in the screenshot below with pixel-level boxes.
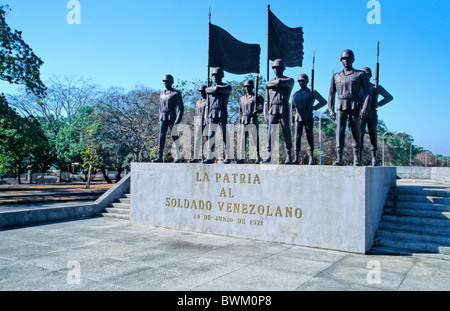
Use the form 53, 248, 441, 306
295, 107, 311, 112
338, 95, 358, 100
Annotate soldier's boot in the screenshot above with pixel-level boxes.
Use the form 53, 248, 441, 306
254, 154, 262, 164
223, 156, 232, 164
203, 157, 216, 164
332, 151, 344, 166
152, 151, 164, 163
203, 152, 216, 164
292, 151, 300, 165
236, 159, 245, 164
262, 151, 272, 164
308, 150, 316, 165
353, 149, 361, 166
173, 149, 184, 163
174, 158, 183, 163
284, 150, 292, 165
371, 150, 379, 166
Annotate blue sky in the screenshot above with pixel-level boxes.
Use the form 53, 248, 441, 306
1, 0, 449, 157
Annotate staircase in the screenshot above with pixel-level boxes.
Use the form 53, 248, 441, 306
370, 183, 450, 257
100, 193, 130, 220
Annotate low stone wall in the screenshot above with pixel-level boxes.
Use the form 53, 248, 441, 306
396, 167, 450, 182
0, 203, 97, 228
130, 163, 397, 254
0, 174, 130, 228
430, 167, 450, 182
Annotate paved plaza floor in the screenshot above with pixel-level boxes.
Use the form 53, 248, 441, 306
0, 215, 449, 292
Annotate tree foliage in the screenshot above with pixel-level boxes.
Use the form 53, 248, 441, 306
0, 5, 46, 96
0, 95, 49, 182
98, 85, 160, 163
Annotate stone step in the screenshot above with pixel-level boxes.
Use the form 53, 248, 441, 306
369, 246, 450, 260
383, 207, 450, 220
112, 202, 130, 209
0, 192, 104, 205
387, 193, 450, 205
372, 182, 450, 257
376, 229, 450, 246
101, 212, 130, 220
379, 220, 450, 237
118, 198, 130, 204
104, 207, 130, 215
369, 245, 419, 256
374, 236, 450, 255
390, 188, 450, 198
381, 214, 450, 228
99, 193, 131, 220
385, 200, 450, 212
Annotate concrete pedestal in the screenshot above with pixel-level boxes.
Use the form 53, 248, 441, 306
130, 163, 396, 254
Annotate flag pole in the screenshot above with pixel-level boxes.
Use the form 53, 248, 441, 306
207, 8, 211, 87
311, 50, 315, 94
375, 41, 380, 88
255, 75, 259, 108
266, 4, 270, 82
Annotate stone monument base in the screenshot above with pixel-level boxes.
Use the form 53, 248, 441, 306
130, 163, 397, 254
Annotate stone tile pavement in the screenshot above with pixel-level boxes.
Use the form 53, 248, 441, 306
0, 216, 448, 291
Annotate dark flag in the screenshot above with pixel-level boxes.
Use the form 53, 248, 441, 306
209, 23, 261, 74
268, 9, 304, 67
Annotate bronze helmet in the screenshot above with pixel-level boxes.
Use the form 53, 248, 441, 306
340, 50, 355, 60
297, 74, 309, 82
272, 59, 286, 69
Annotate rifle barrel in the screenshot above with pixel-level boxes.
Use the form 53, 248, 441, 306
311, 50, 315, 92
375, 42, 380, 87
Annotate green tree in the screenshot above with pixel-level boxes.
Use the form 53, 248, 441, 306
8, 75, 100, 180
385, 132, 414, 166
79, 106, 103, 188
0, 5, 46, 96
0, 95, 49, 183
44, 117, 81, 174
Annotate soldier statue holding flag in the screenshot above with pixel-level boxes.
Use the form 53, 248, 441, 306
203, 67, 232, 164
263, 59, 295, 164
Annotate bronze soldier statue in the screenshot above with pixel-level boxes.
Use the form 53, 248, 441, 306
152, 74, 184, 163
203, 67, 232, 164
291, 73, 327, 165
263, 59, 295, 164
359, 67, 394, 166
328, 50, 370, 166
190, 84, 208, 163
237, 79, 264, 164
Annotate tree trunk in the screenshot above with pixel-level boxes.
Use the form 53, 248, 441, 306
100, 167, 112, 183
17, 163, 22, 184
115, 168, 123, 183
85, 164, 92, 189
27, 170, 32, 184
